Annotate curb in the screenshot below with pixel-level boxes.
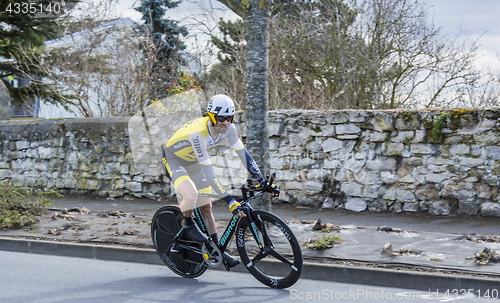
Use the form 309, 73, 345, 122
1, 236, 499, 293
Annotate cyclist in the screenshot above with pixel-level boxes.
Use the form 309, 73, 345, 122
162, 94, 264, 268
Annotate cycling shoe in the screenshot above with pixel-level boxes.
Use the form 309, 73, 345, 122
223, 252, 240, 268
182, 220, 208, 242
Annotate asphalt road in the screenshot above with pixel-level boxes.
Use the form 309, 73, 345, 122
1, 251, 495, 302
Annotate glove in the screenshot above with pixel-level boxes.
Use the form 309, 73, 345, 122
265, 183, 280, 197
228, 199, 243, 216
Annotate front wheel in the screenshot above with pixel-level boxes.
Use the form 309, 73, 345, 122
236, 210, 303, 289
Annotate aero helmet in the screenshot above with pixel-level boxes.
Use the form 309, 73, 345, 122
207, 94, 235, 124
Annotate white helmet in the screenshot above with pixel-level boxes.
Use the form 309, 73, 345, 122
207, 94, 235, 124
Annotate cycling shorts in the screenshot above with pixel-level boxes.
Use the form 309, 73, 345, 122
162, 147, 212, 194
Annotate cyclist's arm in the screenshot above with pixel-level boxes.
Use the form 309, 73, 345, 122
227, 126, 264, 182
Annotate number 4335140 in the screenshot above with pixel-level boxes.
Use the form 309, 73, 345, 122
5, 2, 61, 14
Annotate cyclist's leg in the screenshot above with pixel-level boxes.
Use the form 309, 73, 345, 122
163, 154, 207, 242
188, 168, 240, 267
174, 180, 207, 242
176, 179, 198, 217
188, 167, 217, 235
198, 198, 216, 235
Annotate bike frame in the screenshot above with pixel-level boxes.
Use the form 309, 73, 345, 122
175, 187, 267, 259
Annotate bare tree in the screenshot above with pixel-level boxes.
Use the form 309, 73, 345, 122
205, 0, 490, 110
14, 22, 167, 117
351, 0, 481, 109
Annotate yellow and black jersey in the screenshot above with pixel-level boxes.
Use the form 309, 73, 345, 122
165, 116, 244, 164
163, 116, 262, 201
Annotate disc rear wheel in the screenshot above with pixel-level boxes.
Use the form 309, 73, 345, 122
151, 205, 207, 278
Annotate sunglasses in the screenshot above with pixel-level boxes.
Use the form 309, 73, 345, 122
215, 116, 234, 122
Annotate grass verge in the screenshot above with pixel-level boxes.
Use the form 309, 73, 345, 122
0, 185, 60, 230
304, 234, 345, 250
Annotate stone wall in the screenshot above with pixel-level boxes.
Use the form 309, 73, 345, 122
262, 108, 500, 217
0, 118, 168, 200
1, 107, 500, 217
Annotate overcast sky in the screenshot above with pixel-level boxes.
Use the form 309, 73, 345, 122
110, 0, 500, 68
423, 0, 500, 68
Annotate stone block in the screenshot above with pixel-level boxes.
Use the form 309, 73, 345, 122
0, 169, 11, 178
410, 144, 435, 155
395, 113, 421, 130
126, 181, 142, 192
368, 200, 388, 212
268, 122, 282, 137
415, 184, 439, 200
480, 202, 500, 217
381, 171, 397, 184
328, 112, 349, 124
383, 186, 397, 200
485, 146, 500, 160
26, 149, 39, 159
413, 130, 425, 143
449, 144, 471, 155
363, 184, 382, 198
341, 181, 363, 197
297, 157, 315, 168
402, 202, 419, 212
426, 174, 449, 184
475, 183, 492, 199
381, 143, 404, 156
320, 124, 335, 136
307, 141, 322, 152
38, 146, 52, 159
397, 189, 416, 201
366, 158, 397, 171
305, 181, 322, 191
458, 199, 481, 215
85, 179, 98, 190
474, 131, 500, 145
322, 138, 343, 152
337, 134, 359, 140
345, 197, 367, 212
428, 200, 454, 216
322, 197, 335, 208
34, 161, 48, 171
285, 181, 303, 190
371, 114, 394, 132
392, 131, 415, 143
16, 141, 30, 150
348, 111, 368, 123
335, 124, 361, 135
370, 132, 387, 142
323, 159, 340, 169
64, 178, 77, 188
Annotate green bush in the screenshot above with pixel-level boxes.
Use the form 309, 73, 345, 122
305, 234, 345, 250
0, 185, 59, 229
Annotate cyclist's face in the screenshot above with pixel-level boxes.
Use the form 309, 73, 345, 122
214, 116, 231, 134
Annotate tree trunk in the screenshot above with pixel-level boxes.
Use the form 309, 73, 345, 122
244, 0, 272, 211
0, 81, 11, 120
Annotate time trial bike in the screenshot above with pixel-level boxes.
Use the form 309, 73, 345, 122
151, 173, 303, 289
